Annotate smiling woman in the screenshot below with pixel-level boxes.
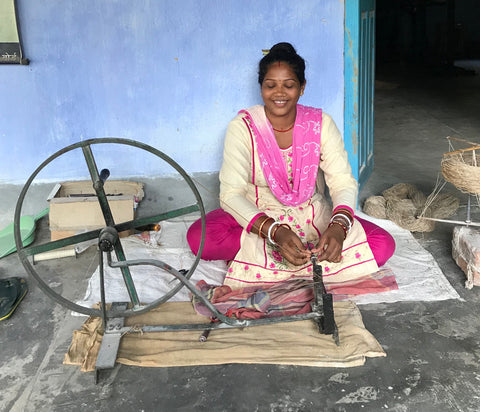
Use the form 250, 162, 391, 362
187, 42, 396, 290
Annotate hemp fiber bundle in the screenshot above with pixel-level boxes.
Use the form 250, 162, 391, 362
363, 183, 459, 232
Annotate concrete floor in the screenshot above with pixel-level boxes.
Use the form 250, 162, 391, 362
2, 64, 480, 412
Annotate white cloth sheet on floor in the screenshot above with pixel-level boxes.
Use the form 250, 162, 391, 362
75, 211, 460, 314
352, 211, 461, 304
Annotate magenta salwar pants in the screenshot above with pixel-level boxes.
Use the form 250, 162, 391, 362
187, 209, 395, 266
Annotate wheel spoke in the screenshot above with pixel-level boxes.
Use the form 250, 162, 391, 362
82, 144, 141, 307
112, 238, 140, 307
114, 204, 200, 233
23, 203, 200, 257
22, 228, 102, 256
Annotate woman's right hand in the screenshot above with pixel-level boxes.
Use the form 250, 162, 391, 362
274, 226, 311, 266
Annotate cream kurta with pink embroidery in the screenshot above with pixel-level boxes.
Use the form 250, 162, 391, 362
219, 106, 378, 289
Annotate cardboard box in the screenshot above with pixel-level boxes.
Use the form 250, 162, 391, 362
48, 180, 144, 240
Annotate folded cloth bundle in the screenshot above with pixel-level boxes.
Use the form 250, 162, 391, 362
192, 278, 314, 319
191, 270, 398, 320
0, 277, 28, 321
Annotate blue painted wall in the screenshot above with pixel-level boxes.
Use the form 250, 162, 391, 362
0, 0, 344, 184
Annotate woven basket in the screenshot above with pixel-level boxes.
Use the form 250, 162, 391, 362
441, 150, 480, 194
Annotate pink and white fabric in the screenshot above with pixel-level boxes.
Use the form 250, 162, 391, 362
240, 104, 323, 206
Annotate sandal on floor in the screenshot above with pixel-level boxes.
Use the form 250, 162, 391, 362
0, 277, 28, 321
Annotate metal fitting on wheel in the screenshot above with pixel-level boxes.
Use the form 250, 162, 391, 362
98, 227, 119, 252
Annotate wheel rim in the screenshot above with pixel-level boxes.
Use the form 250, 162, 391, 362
14, 138, 206, 317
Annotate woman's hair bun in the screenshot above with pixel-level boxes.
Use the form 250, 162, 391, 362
269, 42, 297, 56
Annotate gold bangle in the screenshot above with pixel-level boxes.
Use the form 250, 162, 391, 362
272, 223, 292, 242
258, 217, 273, 238
271, 224, 281, 242
332, 215, 350, 228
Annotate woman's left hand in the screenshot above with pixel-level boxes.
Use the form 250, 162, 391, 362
274, 226, 311, 266
311, 224, 345, 263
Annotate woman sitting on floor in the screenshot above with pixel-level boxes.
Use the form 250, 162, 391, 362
187, 42, 395, 289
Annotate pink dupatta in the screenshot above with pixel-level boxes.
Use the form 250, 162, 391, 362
240, 104, 322, 206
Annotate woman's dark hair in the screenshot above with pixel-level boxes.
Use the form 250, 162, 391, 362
258, 42, 306, 85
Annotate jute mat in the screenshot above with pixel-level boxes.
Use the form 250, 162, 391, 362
64, 301, 385, 372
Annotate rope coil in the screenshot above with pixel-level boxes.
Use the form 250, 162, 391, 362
363, 183, 459, 232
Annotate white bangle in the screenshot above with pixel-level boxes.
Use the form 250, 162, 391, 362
331, 212, 353, 225
330, 213, 352, 232
267, 222, 282, 245
332, 215, 351, 229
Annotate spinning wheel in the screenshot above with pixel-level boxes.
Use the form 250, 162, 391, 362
13, 138, 206, 318
15, 138, 337, 380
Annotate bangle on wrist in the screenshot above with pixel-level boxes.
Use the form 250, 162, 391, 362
330, 213, 352, 233
280, 223, 292, 230
271, 224, 281, 243
267, 222, 282, 245
333, 209, 354, 225
272, 223, 292, 243
333, 212, 352, 224
328, 220, 347, 240
257, 217, 273, 238
332, 216, 351, 232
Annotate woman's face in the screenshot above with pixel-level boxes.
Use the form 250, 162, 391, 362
261, 62, 305, 119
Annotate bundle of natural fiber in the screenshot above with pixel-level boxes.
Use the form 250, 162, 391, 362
441, 151, 480, 194
363, 183, 459, 232
382, 183, 427, 208
363, 196, 387, 219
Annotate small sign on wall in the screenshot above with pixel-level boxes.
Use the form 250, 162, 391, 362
0, 0, 28, 64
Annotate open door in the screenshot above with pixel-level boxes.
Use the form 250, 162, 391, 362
344, 0, 376, 190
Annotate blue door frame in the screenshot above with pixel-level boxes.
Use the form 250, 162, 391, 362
344, 0, 376, 190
